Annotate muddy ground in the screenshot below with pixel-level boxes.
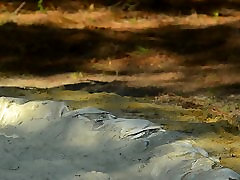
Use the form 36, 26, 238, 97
0, 0, 240, 173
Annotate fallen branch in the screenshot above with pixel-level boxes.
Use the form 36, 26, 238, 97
14, 1, 26, 15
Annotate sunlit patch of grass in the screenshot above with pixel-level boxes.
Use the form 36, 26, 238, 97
212, 10, 219, 17
135, 46, 151, 54
129, 17, 137, 24
70, 72, 84, 80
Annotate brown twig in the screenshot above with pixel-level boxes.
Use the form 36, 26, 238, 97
14, 1, 26, 15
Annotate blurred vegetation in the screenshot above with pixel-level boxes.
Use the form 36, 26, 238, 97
37, 0, 44, 11
3, 0, 239, 12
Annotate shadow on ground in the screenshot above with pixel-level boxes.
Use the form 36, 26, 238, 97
0, 21, 240, 74
0, 20, 240, 96
3, 0, 240, 14
63, 81, 240, 99
64, 80, 165, 97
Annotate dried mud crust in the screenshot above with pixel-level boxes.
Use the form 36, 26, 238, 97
0, 86, 240, 173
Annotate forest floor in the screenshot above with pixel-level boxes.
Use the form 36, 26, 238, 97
0, 0, 240, 173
